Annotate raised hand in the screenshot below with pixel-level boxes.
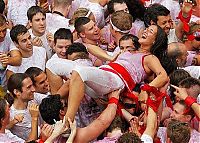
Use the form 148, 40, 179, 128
28, 103, 39, 119
170, 84, 188, 100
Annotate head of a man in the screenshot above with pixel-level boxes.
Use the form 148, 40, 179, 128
75, 17, 100, 42
54, 28, 73, 59
27, 6, 46, 36
170, 100, 194, 123
10, 25, 33, 54
110, 11, 132, 39
167, 42, 188, 67
0, 14, 7, 42
119, 34, 140, 52
0, 98, 10, 130
7, 73, 35, 102
167, 119, 191, 143
66, 42, 89, 60
179, 77, 200, 99
39, 94, 67, 125
107, 0, 129, 14
144, 4, 171, 34
25, 67, 50, 94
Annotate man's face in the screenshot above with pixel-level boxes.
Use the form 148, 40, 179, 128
0, 23, 7, 42
119, 39, 136, 52
170, 103, 188, 122
16, 32, 33, 52
156, 15, 172, 34
113, 2, 129, 13
34, 72, 50, 94
81, 20, 100, 41
20, 77, 35, 102
29, 12, 46, 36
54, 39, 72, 59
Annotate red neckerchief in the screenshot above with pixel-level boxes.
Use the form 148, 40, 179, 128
177, 10, 192, 32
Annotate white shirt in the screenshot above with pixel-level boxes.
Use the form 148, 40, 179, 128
29, 29, 53, 60
168, 29, 179, 44
141, 134, 153, 143
0, 129, 25, 143
46, 13, 72, 34
7, 46, 46, 73
0, 30, 18, 88
7, 0, 36, 26
182, 66, 200, 79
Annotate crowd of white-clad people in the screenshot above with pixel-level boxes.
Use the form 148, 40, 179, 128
0, 0, 199, 142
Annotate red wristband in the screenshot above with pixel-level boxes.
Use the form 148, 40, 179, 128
39, 139, 44, 143
184, 96, 196, 107
177, 10, 192, 32
108, 97, 119, 105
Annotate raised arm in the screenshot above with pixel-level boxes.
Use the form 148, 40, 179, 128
74, 89, 121, 143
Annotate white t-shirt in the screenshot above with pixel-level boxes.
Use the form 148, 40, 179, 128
0, 30, 18, 88
46, 13, 72, 34
7, 46, 46, 73
182, 66, 200, 79
7, 0, 36, 26
30, 92, 49, 105
29, 29, 53, 60
0, 129, 25, 143
141, 134, 153, 143
10, 105, 32, 140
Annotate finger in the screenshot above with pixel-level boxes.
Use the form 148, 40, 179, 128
170, 84, 179, 90
67, 117, 72, 125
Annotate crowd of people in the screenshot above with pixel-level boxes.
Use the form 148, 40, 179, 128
0, 0, 199, 142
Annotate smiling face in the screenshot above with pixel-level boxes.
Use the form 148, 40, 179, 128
156, 15, 172, 34
16, 32, 33, 53
81, 20, 100, 41
34, 72, 50, 94
54, 39, 72, 59
139, 25, 158, 48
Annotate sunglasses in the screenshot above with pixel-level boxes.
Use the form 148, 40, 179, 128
124, 103, 137, 109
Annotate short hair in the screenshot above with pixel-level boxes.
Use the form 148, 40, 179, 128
7, 73, 29, 98
107, 0, 126, 14
117, 132, 141, 143
144, 3, 170, 27
167, 119, 191, 143
169, 69, 191, 103
74, 17, 90, 34
10, 24, 28, 44
0, 98, 7, 129
66, 42, 88, 55
119, 34, 141, 50
0, 14, 6, 26
54, 28, 73, 44
54, 0, 73, 7
106, 116, 126, 133
27, 6, 46, 21
39, 94, 65, 125
111, 11, 133, 33
179, 77, 200, 98
124, 0, 145, 21
70, 8, 92, 25
25, 67, 43, 86
0, 0, 5, 14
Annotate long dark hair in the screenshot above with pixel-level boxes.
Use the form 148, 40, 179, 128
151, 26, 177, 74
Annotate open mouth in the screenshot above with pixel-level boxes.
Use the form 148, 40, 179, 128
141, 33, 147, 39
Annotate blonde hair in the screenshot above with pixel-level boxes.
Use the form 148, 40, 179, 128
70, 8, 92, 25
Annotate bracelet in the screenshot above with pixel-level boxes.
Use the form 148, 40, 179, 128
108, 97, 119, 105
184, 96, 196, 107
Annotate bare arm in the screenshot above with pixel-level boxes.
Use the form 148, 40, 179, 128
46, 69, 64, 94
9, 50, 22, 66
74, 90, 120, 143
85, 43, 119, 62
144, 55, 169, 88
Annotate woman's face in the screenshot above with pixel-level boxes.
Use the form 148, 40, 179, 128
139, 25, 158, 47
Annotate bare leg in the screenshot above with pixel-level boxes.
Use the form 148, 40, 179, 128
65, 71, 85, 121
